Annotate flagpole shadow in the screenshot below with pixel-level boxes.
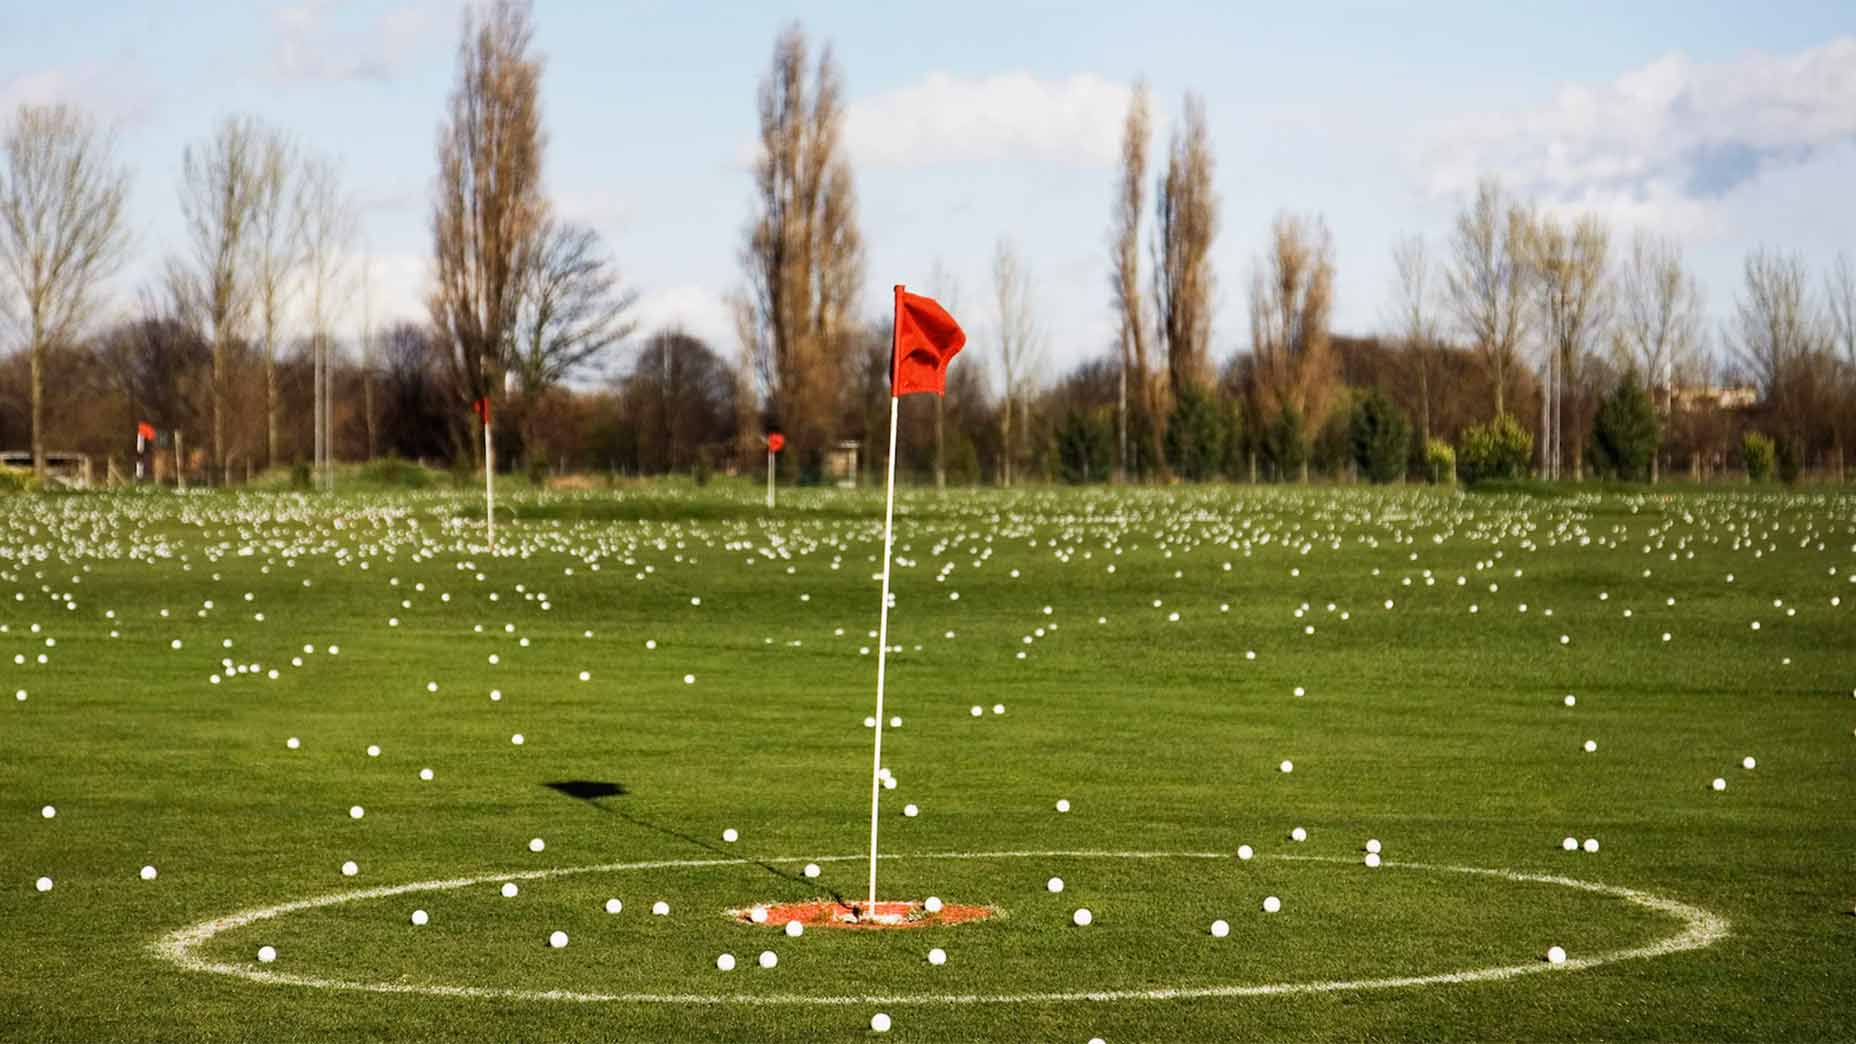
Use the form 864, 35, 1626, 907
541, 781, 842, 903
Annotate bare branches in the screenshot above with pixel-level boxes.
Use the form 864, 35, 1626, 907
1110, 81, 1155, 479
1617, 232, 1703, 390
513, 219, 636, 392
248, 128, 305, 469
1444, 178, 1531, 417
993, 237, 1043, 487
1731, 249, 1820, 397
739, 22, 863, 465
1248, 212, 1337, 481
1388, 235, 1439, 442
0, 103, 131, 477
1153, 92, 1218, 400
431, 0, 545, 457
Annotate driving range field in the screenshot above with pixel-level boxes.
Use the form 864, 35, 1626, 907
1, 483, 1852, 1042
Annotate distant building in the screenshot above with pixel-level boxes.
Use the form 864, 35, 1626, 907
1668, 385, 1758, 410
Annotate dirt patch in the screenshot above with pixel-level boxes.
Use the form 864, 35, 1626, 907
728, 899, 996, 930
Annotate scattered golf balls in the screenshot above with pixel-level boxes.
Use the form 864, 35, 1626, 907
1291, 827, 1308, 842
1583, 838, 1599, 853
1262, 896, 1282, 913
605, 898, 623, 914
1047, 876, 1065, 893
528, 837, 545, 852
256, 945, 276, 963
870, 1012, 892, 1033
1562, 836, 1579, 851
784, 920, 803, 937
501, 882, 519, 898
1742, 756, 1757, 770
652, 900, 670, 915
40, 805, 54, 819
1365, 839, 1382, 854
1279, 760, 1294, 773
715, 953, 736, 971
139, 865, 158, 880
34, 876, 53, 893
1055, 798, 1071, 813
757, 950, 778, 969
1210, 919, 1230, 938
722, 828, 739, 843
1546, 945, 1567, 965
349, 805, 364, 819
1072, 907, 1093, 926
1712, 777, 1727, 791
1237, 845, 1254, 861
1365, 852, 1382, 868
803, 863, 821, 879
410, 909, 429, 926
928, 946, 947, 965
340, 860, 358, 877
924, 896, 943, 913
548, 930, 568, 949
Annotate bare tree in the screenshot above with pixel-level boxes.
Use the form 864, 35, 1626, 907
1248, 213, 1337, 483
175, 116, 266, 481
512, 218, 636, 466
1731, 248, 1825, 451
1445, 178, 1532, 418
247, 129, 303, 470
1387, 235, 1440, 446
739, 22, 863, 471
1616, 232, 1704, 481
992, 238, 1042, 487
0, 103, 131, 479
1110, 81, 1156, 481
926, 257, 962, 491
430, 0, 546, 464
1523, 211, 1611, 479
299, 154, 355, 488
1153, 92, 1218, 403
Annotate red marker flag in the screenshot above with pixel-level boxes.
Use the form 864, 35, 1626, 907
471, 397, 492, 425
891, 286, 965, 397
136, 421, 156, 441
767, 432, 785, 453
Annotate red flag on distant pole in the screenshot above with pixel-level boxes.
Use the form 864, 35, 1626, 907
136, 421, 156, 441
471, 397, 492, 426
471, 397, 495, 548
891, 286, 965, 397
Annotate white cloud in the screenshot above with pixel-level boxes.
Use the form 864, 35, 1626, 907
844, 72, 1134, 169
1415, 37, 1856, 240
0, 57, 162, 130
268, 0, 456, 84
628, 284, 735, 355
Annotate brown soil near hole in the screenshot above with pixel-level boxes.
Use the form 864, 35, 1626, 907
730, 899, 996, 930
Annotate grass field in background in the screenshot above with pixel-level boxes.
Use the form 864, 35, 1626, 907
1, 483, 1852, 1042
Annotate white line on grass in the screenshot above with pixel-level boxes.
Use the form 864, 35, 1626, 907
149, 850, 1729, 1006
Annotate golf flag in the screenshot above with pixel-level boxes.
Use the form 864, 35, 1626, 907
136, 421, 156, 441
891, 286, 965, 397
471, 397, 492, 425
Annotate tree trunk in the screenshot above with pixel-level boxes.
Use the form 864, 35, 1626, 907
265, 338, 278, 470
212, 333, 227, 486
29, 318, 45, 481
1001, 398, 1012, 487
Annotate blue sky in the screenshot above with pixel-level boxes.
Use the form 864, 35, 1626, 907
4, 1, 1854, 386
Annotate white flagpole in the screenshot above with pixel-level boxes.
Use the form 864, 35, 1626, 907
766, 448, 775, 509
484, 410, 496, 550
866, 392, 901, 911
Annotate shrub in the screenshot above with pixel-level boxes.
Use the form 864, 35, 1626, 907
1348, 389, 1413, 484
1260, 405, 1307, 482
1587, 368, 1660, 481
1057, 407, 1113, 484
0, 465, 40, 494
1424, 439, 1456, 485
1458, 413, 1533, 484
359, 457, 433, 489
1776, 438, 1802, 485
1741, 432, 1775, 481
1163, 385, 1228, 481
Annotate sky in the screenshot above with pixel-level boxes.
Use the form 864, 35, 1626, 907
3, 0, 1854, 389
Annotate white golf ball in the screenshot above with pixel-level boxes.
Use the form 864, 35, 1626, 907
1583, 740, 1597, 753
970, 706, 983, 717
1055, 799, 1071, 813
652, 900, 670, 915
758, 950, 778, 969
40, 805, 55, 819
341, 860, 358, 877
1546, 945, 1567, 965
34, 876, 53, 893
349, 805, 365, 820
140, 865, 158, 880
419, 768, 434, 781
1563, 695, 1576, 707
528, 837, 545, 853
903, 803, 919, 817
1237, 844, 1254, 861
501, 882, 519, 898
870, 1012, 892, 1033
1210, 919, 1230, 938
605, 898, 623, 914
749, 905, 769, 924
1583, 838, 1599, 853
548, 930, 568, 949
1365, 839, 1382, 854
1711, 777, 1726, 791
715, 953, 736, 971
1072, 907, 1093, 926
928, 947, 947, 965
366, 744, 381, 757
1047, 876, 1065, 893
1262, 895, 1282, 913
1280, 760, 1294, 773
803, 863, 821, 879
1291, 827, 1308, 842
924, 896, 943, 913
511, 733, 524, 745
256, 945, 277, 963
1742, 756, 1756, 770
411, 909, 429, 926
1561, 836, 1578, 851
723, 828, 739, 843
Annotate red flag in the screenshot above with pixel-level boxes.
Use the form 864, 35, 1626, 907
472, 398, 492, 425
136, 421, 156, 441
891, 285, 965, 397
767, 432, 786, 453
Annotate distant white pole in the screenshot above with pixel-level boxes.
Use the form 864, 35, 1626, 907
766, 448, 775, 509
175, 431, 185, 492
866, 394, 901, 910
484, 413, 496, 550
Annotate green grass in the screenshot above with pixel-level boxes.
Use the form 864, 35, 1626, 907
1, 483, 1853, 1042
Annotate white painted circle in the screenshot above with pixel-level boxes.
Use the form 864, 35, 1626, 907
149, 850, 1728, 1007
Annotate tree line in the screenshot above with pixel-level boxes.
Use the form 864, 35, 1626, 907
3, 2, 1852, 488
